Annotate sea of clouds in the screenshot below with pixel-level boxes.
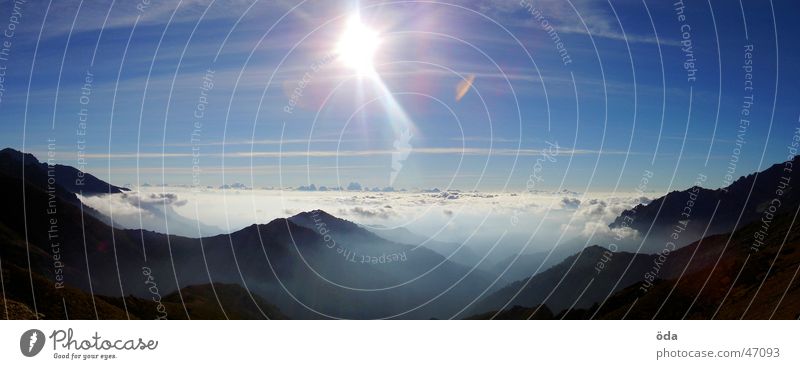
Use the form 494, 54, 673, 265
79, 186, 653, 263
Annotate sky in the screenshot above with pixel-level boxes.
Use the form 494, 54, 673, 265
1, 0, 799, 194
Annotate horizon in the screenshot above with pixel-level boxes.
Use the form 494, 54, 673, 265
7, 144, 799, 195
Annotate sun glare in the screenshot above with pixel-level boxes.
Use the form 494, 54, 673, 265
336, 15, 380, 75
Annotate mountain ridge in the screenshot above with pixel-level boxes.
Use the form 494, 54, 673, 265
609, 155, 800, 252
0, 147, 129, 196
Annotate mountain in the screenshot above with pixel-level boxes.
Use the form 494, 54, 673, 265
98, 283, 287, 320
283, 210, 498, 318
362, 224, 483, 267
0, 251, 284, 320
593, 208, 800, 319
486, 249, 574, 283
0, 150, 286, 319
127, 210, 496, 319
0, 147, 129, 196
469, 246, 655, 315
0, 147, 129, 231
1, 261, 130, 319
471, 197, 800, 320
0, 299, 39, 319
0, 149, 497, 319
610, 156, 800, 252
466, 305, 553, 320
0, 165, 287, 319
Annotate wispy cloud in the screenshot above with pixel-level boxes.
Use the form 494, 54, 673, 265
475, 0, 680, 46
152, 138, 346, 148
38, 0, 267, 38
39, 147, 639, 160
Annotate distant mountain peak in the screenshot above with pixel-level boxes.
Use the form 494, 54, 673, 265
288, 209, 361, 232
582, 245, 611, 254
0, 147, 41, 165
292, 209, 332, 218
0, 147, 129, 195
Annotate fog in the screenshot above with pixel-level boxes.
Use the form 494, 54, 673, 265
79, 187, 653, 263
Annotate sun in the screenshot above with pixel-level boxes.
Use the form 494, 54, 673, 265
336, 14, 380, 75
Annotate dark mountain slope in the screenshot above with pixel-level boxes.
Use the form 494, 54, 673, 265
470, 205, 800, 320
0, 151, 288, 319
0, 298, 39, 319
466, 305, 553, 320
595, 209, 800, 319
98, 283, 288, 320
1, 262, 130, 319
0, 147, 128, 196
470, 246, 654, 315
610, 156, 800, 252
487, 248, 576, 283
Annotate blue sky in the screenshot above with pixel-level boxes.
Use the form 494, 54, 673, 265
1, 0, 798, 193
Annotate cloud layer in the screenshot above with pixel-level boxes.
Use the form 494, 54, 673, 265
81, 187, 652, 262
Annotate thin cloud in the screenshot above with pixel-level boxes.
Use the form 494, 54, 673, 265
477, 0, 680, 46
38, 147, 639, 160
35, 0, 270, 38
